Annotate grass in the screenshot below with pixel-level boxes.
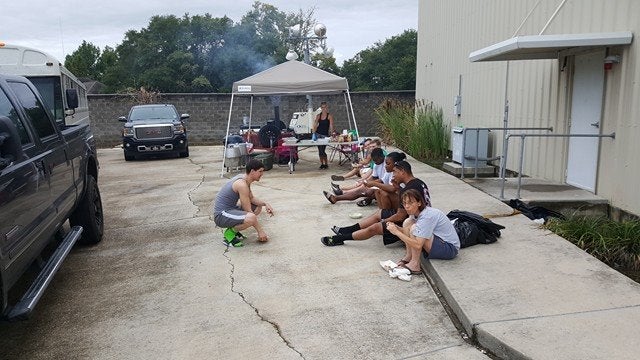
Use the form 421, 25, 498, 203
374, 98, 449, 164
545, 216, 640, 278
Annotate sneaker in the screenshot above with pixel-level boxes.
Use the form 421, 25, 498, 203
321, 236, 344, 246
223, 234, 244, 247
223, 228, 237, 242
331, 175, 345, 181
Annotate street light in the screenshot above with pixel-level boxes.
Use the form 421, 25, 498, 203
287, 22, 328, 110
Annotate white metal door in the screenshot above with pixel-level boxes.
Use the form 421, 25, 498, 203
566, 51, 605, 192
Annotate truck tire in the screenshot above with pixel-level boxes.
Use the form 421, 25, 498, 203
124, 152, 135, 161
179, 146, 189, 158
70, 175, 104, 245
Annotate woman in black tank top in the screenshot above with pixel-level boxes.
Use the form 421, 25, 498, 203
313, 101, 335, 169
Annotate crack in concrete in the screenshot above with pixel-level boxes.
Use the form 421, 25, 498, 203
186, 157, 206, 216
223, 248, 305, 359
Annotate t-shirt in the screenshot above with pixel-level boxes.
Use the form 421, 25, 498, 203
380, 171, 393, 185
412, 207, 461, 250
399, 178, 431, 208
371, 162, 386, 179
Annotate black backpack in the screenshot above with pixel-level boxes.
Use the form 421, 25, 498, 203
447, 210, 505, 248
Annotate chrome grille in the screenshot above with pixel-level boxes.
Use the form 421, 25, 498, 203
134, 125, 173, 140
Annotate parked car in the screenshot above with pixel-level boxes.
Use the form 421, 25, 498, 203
0, 74, 103, 320
119, 104, 190, 161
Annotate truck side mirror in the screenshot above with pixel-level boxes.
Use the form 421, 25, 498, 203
118, 116, 128, 122
0, 116, 26, 170
180, 113, 190, 121
65, 88, 79, 109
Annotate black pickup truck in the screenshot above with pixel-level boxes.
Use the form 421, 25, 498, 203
0, 74, 103, 320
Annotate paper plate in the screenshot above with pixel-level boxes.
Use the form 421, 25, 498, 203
349, 212, 363, 219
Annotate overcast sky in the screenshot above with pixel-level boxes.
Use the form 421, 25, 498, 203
2, 1, 417, 66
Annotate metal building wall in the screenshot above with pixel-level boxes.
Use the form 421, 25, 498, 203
417, 0, 640, 216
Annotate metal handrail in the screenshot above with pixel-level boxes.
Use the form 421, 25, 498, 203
460, 127, 553, 179
502, 132, 616, 199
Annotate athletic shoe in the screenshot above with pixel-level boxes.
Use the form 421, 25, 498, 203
321, 236, 344, 246
223, 234, 244, 247
223, 228, 237, 241
330, 182, 343, 195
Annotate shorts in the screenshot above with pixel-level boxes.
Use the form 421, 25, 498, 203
213, 204, 258, 228
381, 209, 403, 245
421, 236, 458, 260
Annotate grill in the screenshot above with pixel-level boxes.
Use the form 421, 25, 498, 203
134, 125, 173, 140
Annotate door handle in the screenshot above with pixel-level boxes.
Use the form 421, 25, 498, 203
590, 122, 600, 128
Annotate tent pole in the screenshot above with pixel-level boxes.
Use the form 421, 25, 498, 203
221, 93, 235, 177
343, 92, 352, 131
249, 96, 253, 128
346, 90, 359, 139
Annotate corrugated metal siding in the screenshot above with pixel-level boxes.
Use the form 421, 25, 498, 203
417, 0, 640, 215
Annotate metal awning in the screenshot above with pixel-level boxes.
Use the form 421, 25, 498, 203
469, 31, 633, 62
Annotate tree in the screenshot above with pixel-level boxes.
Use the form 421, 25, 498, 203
340, 29, 417, 91
65, 41, 102, 79
65, 2, 330, 93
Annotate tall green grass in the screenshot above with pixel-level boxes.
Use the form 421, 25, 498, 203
545, 216, 640, 271
375, 99, 449, 162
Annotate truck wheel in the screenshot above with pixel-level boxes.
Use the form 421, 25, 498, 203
124, 152, 135, 161
179, 146, 189, 158
70, 175, 104, 245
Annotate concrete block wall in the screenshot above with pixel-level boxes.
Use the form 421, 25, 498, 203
88, 91, 415, 148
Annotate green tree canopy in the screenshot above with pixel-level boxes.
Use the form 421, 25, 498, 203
340, 29, 417, 91
64, 2, 415, 93
64, 41, 102, 79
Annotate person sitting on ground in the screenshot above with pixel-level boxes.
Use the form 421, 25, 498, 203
387, 189, 460, 274
331, 138, 382, 181
212, 159, 275, 247
321, 160, 430, 247
323, 147, 386, 206
372, 151, 407, 209
330, 150, 407, 207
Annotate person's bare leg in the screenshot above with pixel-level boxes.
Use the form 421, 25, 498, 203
234, 212, 268, 241
351, 222, 385, 240
403, 222, 426, 272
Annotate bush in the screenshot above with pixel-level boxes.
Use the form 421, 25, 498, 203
374, 99, 449, 162
545, 216, 640, 271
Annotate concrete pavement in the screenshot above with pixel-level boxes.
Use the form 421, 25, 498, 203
2, 145, 637, 359
408, 150, 640, 359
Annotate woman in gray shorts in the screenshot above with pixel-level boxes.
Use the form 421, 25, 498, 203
386, 189, 460, 274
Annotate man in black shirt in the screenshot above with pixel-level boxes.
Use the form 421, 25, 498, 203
322, 160, 430, 246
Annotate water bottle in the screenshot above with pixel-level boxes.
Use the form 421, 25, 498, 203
312, 132, 317, 141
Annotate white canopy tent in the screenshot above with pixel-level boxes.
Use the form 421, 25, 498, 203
221, 60, 358, 176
